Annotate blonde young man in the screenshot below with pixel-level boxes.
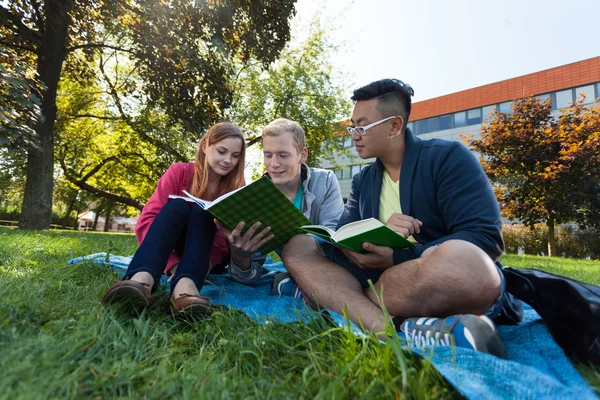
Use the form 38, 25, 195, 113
216, 118, 345, 284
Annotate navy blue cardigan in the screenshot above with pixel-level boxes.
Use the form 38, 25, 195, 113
337, 128, 504, 265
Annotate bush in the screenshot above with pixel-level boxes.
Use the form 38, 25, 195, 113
502, 223, 600, 260
502, 224, 547, 255
0, 206, 69, 227
571, 226, 600, 260
0, 206, 20, 222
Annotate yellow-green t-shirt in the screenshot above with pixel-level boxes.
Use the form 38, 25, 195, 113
379, 170, 419, 245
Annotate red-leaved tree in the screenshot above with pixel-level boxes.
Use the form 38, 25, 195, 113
468, 95, 600, 256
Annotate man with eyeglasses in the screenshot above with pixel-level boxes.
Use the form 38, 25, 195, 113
276, 79, 522, 358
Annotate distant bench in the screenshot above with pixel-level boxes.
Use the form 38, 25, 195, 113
0, 220, 18, 227
0, 220, 74, 230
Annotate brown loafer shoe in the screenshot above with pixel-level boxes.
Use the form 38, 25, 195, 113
169, 294, 212, 315
102, 280, 153, 310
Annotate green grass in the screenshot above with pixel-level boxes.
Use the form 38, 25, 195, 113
501, 253, 600, 286
0, 226, 598, 398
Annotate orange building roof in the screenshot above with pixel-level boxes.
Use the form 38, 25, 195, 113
409, 56, 600, 121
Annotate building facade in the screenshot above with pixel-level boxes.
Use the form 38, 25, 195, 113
321, 56, 600, 198
77, 211, 138, 233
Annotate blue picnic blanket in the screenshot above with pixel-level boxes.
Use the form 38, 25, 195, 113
69, 253, 597, 400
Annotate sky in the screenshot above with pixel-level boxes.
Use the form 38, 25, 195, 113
292, 0, 600, 102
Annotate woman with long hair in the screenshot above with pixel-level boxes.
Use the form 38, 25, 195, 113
102, 122, 246, 314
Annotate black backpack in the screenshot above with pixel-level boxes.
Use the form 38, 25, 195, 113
503, 267, 600, 364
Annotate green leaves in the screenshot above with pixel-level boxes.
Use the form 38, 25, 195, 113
227, 23, 351, 166
0, 47, 44, 150
1, 0, 298, 226
114, 0, 297, 133
469, 95, 600, 231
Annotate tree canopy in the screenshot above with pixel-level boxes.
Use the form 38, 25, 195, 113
0, 46, 43, 150
227, 24, 351, 167
1, 0, 297, 228
51, 22, 351, 218
468, 95, 600, 256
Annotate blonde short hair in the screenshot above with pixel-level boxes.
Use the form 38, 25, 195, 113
262, 118, 306, 153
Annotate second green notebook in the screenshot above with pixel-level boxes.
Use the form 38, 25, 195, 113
299, 218, 415, 253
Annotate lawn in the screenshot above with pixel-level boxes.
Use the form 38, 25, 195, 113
0, 226, 598, 398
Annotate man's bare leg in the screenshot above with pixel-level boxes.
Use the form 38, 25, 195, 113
368, 240, 502, 319
283, 235, 388, 333
285, 236, 501, 335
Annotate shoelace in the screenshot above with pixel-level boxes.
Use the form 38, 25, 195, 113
277, 279, 304, 300
291, 287, 304, 300
404, 328, 452, 347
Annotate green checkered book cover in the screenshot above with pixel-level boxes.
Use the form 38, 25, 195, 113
191, 176, 311, 254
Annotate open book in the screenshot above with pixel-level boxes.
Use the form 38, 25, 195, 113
299, 218, 414, 253
168, 176, 311, 254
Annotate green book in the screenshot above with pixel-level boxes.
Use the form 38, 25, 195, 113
299, 218, 415, 253
172, 176, 311, 254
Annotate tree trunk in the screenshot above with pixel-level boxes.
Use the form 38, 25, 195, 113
103, 203, 113, 232
74, 203, 87, 229
62, 190, 78, 227
19, 0, 73, 229
547, 217, 556, 257
92, 208, 101, 231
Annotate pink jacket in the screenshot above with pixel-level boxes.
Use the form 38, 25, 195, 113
135, 162, 229, 274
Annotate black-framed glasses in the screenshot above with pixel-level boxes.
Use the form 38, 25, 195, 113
346, 116, 401, 136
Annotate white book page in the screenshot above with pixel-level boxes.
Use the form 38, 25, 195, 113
301, 225, 336, 237
181, 182, 249, 209
334, 218, 383, 242
168, 194, 196, 203
181, 190, 212, 208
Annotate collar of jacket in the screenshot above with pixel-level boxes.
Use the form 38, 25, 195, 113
372, 127, 422, 217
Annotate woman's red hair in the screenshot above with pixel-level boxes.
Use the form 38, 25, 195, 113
190, 122, 246, 200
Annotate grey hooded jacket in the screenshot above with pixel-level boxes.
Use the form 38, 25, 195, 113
228, 164, 344, 284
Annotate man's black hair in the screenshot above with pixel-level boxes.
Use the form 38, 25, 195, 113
351, 79, 414, 125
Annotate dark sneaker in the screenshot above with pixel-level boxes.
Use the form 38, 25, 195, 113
397, 314, 507, 359
270, 272, 304, 300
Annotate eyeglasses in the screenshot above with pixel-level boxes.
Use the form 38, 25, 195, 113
346, 116, 401, 136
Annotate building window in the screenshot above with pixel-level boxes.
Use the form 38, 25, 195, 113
334, 169, 342, 180
427, 117, 439, 132
482, 105, 496, 122
467, 108, 482, 125
555, 89, 573, 109
575, 85, 595, 105
439, 114, 451, 130
406, 121, 414, 132
537, 93, 552, 107
454, 111, 466, 128
342, 166, 351, 179
344, 137, 353, 148
537, 93, 550, 101
498, 101, 512, 114
596, 83, 600, 101
351, 165, 361, 177
414, 120, 428, 135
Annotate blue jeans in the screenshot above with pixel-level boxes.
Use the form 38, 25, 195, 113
125, 199, 217, 293
312, 236, 506, 319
